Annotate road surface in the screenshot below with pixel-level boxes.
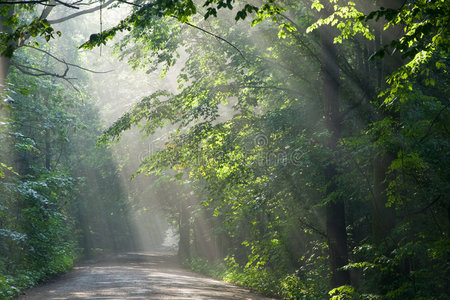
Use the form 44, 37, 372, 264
18, 252, 274, 299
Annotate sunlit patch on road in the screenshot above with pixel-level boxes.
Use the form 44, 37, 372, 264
18, 253, 275, 300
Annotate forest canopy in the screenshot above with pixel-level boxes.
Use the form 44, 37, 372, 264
0, 0, 449, 299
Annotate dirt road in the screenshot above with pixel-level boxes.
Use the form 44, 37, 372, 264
17, 252, 274, 299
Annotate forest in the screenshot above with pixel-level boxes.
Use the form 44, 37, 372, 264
0, 0, 448, 299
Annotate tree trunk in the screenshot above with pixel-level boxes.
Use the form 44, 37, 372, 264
0, 56, 10, 91
0, 11, 13, 93
372, 152, 395, 242
326, 193, 350, 287
370, 0, 404, 242
320, 25, 351, 288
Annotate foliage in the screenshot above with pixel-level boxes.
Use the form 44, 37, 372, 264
186, 257, 227, 279
96, 0, 449, 299
308, 0, 450, 104
0, 170, 78, 299
0, 7, 134, 297
187, 255, 282, 297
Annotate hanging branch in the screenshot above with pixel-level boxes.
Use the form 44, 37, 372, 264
12, 62, 79, 91
22, 45, 113, 74
179, 18, 248, 63
417, 102, 450, 145
12, 43, 115, 89
110, 0, 247, 63
13, 62, 70, 78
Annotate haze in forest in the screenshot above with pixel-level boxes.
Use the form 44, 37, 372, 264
0, 1, 448, 299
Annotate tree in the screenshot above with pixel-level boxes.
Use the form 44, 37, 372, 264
0, 0, 116, 90
0, 11, 135, 298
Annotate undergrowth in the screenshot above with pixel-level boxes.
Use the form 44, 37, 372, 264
186, 256, 330, 299
0, 253, 76, 299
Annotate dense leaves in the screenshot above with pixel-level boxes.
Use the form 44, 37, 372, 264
0, 9, 134, 299
96, 0, 449, 299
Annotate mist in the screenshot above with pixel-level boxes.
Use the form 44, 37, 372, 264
0, 1, 448, 299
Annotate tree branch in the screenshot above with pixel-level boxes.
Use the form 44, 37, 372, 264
340, 139, 375, 200
399, 195, 442, 218
0, 0, 86, 9
39, 0, 56, 19
241, 84, 299, 94
54, 0, 80, 9
417, 102, 450, 145
23, 45, 113, 73
175, 17, 248, 63
48, 0, 115, 24
0, 0, 50, 5
14, 0, 56, 47
117, 0, 140, 7
298, 217, 327, 238
13, 62, 71, 78
12, 62, 79, 91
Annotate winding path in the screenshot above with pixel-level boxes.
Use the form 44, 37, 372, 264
18, 252, 274, 299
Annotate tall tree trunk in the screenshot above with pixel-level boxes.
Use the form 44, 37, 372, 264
372, 152, 395, 242
0, 56, 10, 91
320, 26, 351, 288
371, 0, 404, 242
0, 10, 13, 93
